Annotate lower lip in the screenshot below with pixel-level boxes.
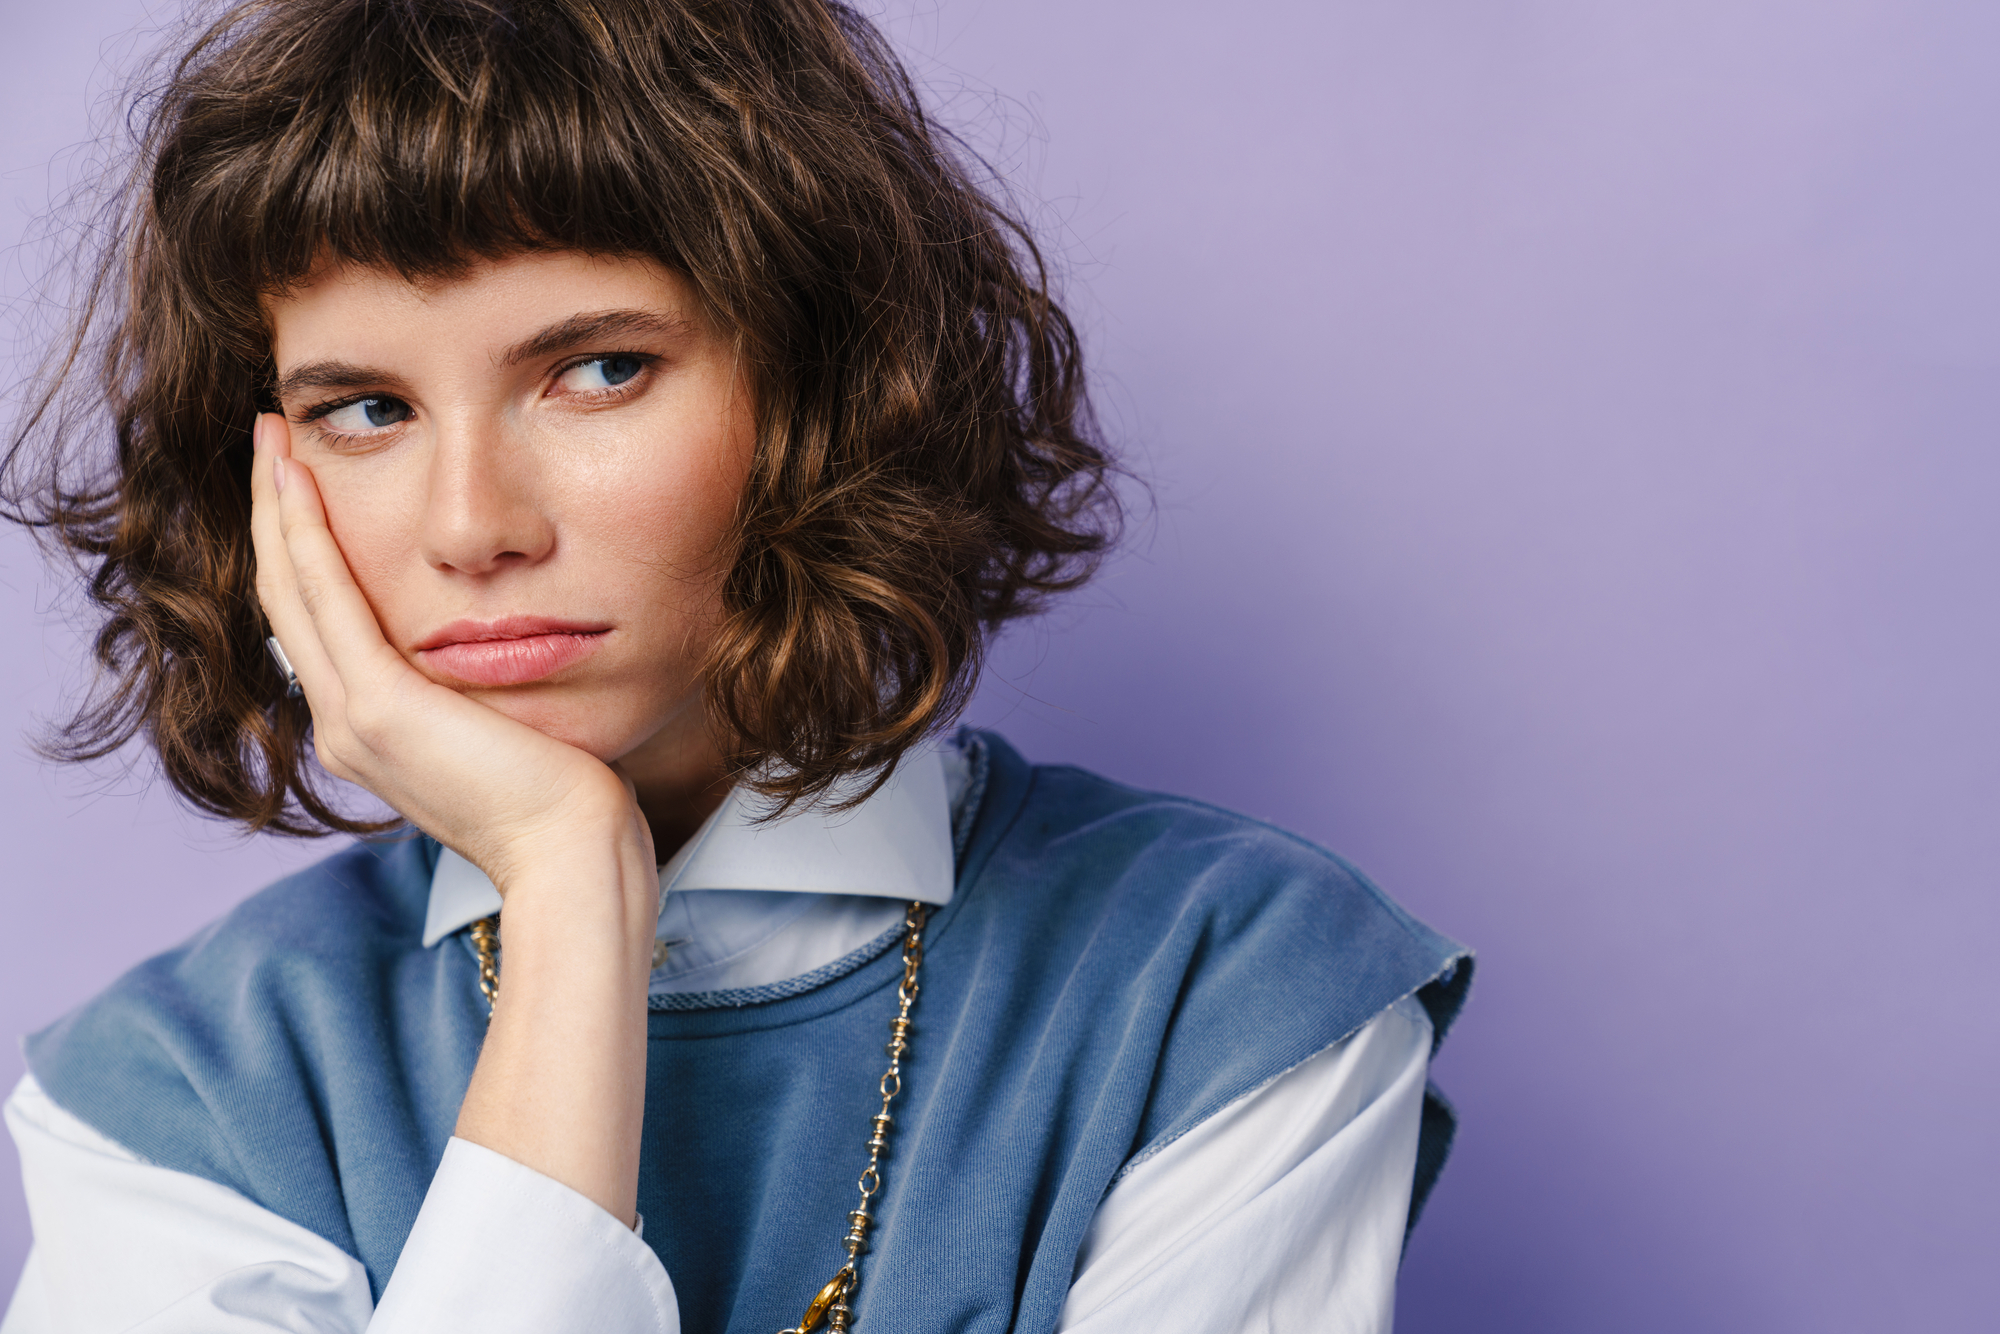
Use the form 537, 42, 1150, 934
418, 631, 610, 686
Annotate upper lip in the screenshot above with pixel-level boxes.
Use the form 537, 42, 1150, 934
412, 616, 613, 652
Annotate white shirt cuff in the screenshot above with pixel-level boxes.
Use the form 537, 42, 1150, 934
369, 1138, 676, 1334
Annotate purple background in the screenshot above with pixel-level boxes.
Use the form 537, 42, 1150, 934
6, 1, 1997, 1328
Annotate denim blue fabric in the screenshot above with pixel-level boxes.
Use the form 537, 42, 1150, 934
27, 732, 1470, 1328
26, 828, 469, 1299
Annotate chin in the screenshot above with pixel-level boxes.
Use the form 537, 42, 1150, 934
471, 688, 657, 763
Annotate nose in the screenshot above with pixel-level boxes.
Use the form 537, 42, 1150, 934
419, 413, 556, 576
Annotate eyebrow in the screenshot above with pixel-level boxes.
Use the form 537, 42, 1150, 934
274, 308, 697, 402
274, 360, 404, 402
497, 309, 696, 368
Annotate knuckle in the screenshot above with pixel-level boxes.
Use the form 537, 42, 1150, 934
342, 696, 391, 746
292, 574, 327, 617
319, 732, 366, 783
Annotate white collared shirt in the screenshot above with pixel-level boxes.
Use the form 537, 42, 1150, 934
422, 743, 968, 997
2, 743, 1432, 1333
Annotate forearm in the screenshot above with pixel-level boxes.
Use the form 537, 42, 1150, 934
452, 815, 659, 1227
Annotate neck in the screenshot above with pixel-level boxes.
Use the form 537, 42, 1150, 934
617, 703, 733, 858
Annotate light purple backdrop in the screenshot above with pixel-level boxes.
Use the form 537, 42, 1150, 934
5, 2, 1996, 1329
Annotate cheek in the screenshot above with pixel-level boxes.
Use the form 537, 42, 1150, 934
314, 460, 429, 628
571, 398, 755, 609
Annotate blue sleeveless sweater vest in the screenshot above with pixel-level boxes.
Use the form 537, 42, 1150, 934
28, 733, 1471, 1332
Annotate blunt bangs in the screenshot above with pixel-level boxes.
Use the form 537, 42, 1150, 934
169, 0, 747, 347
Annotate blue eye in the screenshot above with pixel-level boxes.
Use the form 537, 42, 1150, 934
320, 396, 412, 434
562, 355, 646, 391
598, 355, 643, 386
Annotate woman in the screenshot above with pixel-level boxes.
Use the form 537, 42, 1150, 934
0, 1, 1469, 1331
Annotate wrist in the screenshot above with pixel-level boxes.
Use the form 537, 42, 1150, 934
481, 795, 656, 903
492, 825, 659, 972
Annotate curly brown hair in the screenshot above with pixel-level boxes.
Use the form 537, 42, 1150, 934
2, 0, 1116, 835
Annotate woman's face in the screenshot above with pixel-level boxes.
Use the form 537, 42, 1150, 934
265, 251, 755, 777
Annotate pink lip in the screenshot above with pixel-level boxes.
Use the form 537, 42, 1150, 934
413, 616, 612, 687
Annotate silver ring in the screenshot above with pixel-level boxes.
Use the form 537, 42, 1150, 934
266, 635, 304, 699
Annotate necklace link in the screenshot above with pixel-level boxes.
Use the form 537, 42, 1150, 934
784, 899, 928, 1334
470, 916, 501, 1013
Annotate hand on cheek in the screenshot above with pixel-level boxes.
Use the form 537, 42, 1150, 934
247, 412, 657, 892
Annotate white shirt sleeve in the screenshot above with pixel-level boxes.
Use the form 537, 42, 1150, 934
1058, 995, 1434, 1334
4, 998, 1429, 1334
0, 1077, 676, 1334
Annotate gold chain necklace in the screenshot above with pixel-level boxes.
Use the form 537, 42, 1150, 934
470, 900, 930, 1334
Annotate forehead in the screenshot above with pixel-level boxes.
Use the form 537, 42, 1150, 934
265, 251, 697, 365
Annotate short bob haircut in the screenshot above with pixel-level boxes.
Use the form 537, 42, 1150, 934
3, 0, 1115, 835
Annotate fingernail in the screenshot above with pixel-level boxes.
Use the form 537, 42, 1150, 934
273, 457, 287, 494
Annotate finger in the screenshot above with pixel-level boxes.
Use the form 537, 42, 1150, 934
249, 414, 343, 708
269, 434, 410, 697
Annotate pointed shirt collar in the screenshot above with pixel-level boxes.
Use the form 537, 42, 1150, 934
422, 744, 957, 948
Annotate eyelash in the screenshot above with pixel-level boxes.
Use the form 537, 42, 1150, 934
292, 395, 410, 445
291, 352, 659, 445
